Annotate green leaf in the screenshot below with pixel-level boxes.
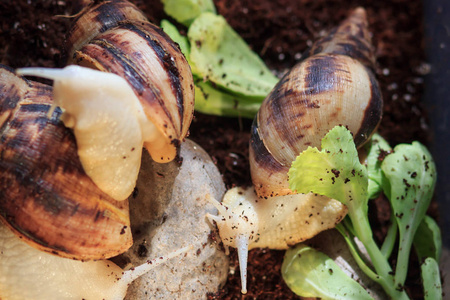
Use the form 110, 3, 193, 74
188, 13, 278, 98
160, 20, 191, 58
421, 257, 442, 300
364, 133, 392, 199
161, 0, 216, 27
288, 127, 411, 300
194, 80, 262, 118
288, 126, 368, 214
381, 142, 437, 286
282, 244, 374, 300
413, 215, 442, 261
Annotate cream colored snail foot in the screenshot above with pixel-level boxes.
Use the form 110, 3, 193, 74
16, 65, 161, 201
0, 221, 193, 300
207, 187, 348, 293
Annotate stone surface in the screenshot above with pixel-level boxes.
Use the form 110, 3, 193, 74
122, 139, 229, 299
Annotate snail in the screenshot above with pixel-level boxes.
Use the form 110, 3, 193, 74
0, 64, 132, 260
18, 0, 195, 201
207, 7, 383, 293
0, 221, 192, 300
1, 0, 194, 259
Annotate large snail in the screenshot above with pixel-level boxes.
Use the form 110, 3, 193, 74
19, 0, 195, 201
207, 7, 383, 293
0, 0, 194, 260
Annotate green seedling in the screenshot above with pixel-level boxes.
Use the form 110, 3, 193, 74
286, 126, 441, 299
282, 244, 374, 300
161, 0, 278, 118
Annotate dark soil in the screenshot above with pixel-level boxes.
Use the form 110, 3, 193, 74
0, 0, 433, 299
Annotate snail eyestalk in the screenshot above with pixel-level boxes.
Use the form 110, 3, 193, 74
206, 192, 258, 294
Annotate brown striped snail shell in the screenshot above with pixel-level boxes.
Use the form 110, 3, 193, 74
18, 0, 195, 201
65, 0, 149, 61
0, 65, 132, 260
250, 7, 382, 198
67, 0, 195, 165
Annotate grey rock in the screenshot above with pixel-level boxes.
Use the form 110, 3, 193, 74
122, 139, 229, 300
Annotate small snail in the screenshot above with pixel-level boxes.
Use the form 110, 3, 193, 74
1, 0, 194, 259
18, 0, 195, 201
207, 7, 383, 293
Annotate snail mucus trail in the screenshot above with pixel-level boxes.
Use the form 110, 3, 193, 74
207, 7, 383, 294
1, 0, 194, 263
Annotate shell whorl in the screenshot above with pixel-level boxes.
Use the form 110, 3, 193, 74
0, 65, 132, 260
306, 7, 376, 70
250, 7, 382, 198
66, 0, 195, 163
65, 0, 149, 61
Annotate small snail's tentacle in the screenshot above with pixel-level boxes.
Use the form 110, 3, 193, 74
235, 235, 250, 294
206, 191, 256, 294
0, 65, 132, 260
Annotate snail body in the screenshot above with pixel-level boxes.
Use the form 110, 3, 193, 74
0, 65, 132, 260
17, 65, 156, 201
0, 221, 192, 300
208, 7, 383, 293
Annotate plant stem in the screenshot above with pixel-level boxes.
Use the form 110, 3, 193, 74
381, 214, 398, 259
336, 223, 379, 282
349, 209, 410, 300
395, 230, 415, 288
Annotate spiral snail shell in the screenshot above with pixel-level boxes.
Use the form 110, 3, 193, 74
67, 0, 195, 164
250, 7, 382, 198
18, 0, 195, 201
0, 65, 132, 260
208, 7, 383, 293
